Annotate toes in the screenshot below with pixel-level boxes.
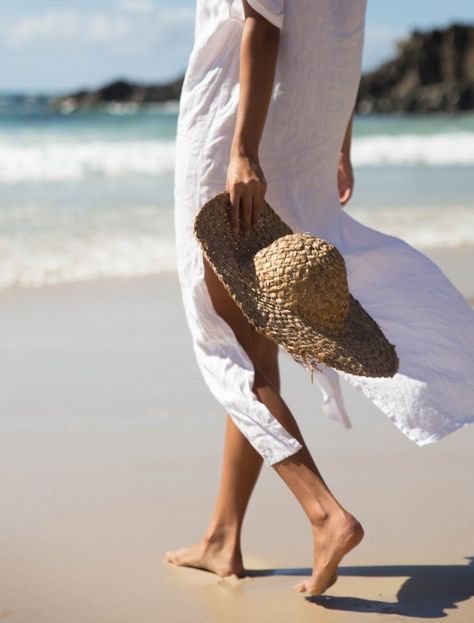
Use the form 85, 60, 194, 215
164, 551, 176, 564
296, 574, 337, 596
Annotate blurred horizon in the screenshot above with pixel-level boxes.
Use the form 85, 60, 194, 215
0, 0, 473, 94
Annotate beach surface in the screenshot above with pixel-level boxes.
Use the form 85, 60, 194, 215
1, 247, 473, 623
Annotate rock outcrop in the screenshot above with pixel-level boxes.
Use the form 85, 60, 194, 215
356, 23, 474, 113
51, 77, 184, 112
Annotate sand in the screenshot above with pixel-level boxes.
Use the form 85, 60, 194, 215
0, 246, 473, 623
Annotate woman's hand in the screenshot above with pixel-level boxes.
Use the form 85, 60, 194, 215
226, 154, 267, 235
338, 152, 354, 207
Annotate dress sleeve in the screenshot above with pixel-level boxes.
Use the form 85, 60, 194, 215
228, 0, 284, 30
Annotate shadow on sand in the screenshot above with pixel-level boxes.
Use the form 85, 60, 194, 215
246, 556, 474, 617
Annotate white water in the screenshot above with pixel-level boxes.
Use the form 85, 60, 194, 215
1, 131, 473, 183
352, 132, 474, 166
0, 203, 472, 289
0, 138, 176, 182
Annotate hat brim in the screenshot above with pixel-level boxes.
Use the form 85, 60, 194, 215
194, 191, 399, 378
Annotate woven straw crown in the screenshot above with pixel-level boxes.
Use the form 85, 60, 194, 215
254, 235, 349, 331
194, 191, 399, 378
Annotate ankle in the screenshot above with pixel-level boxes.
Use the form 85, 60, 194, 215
308, 505, 354, 529
308, 510, 330, 529
203, 523, 241, 550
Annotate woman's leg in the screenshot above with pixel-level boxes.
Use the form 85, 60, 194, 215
164, 413, 264, 576
164, 259, 279, 576
251, 369, 364, 594
166, 257, 364, 594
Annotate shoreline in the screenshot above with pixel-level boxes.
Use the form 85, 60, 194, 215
0, 243, 473, 299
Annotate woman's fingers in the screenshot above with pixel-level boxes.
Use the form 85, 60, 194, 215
232, 186, 263, 234
241, 188, 253, 235
229, 187, 242, 233
340, 176, 355, 206
340, 186, 351, 205
251, 184, 264, 227
226, 155, 266, 234
337, 155, 354, 208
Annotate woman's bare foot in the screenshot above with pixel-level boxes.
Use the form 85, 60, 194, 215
164, 532, 244, 578
295, 512, 364, 595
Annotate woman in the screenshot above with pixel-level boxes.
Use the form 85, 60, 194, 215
168, 0, 474, 596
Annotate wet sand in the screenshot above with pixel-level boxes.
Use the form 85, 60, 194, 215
0, 246, 473, 622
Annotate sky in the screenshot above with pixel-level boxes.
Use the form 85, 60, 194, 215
0, 0, 473, 94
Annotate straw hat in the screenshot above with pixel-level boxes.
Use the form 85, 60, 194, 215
194, 191, 399, 378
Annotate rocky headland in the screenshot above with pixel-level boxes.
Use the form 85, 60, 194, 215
52, 77, 184, 112
357, 23, 474, 113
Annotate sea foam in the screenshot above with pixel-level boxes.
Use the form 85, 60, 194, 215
0, 232, 177, 289
352, 131, 474, 166
0, 204, 472, 289
351, 204, 474, 248
1, 131, 473, 183
0, 138, 176, 182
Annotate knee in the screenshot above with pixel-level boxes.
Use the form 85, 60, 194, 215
253, 365, 271, 389
251, 339, 279, 384
253, 336, 278, 367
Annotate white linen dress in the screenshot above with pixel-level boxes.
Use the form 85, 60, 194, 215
173, 0, 474, 466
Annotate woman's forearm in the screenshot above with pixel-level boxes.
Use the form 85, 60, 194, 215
230, 4, 281, 161
226, 3, 281, 232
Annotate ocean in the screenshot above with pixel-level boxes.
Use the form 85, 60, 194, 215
1, 93, 473, 289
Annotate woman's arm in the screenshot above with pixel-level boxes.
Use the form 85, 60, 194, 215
227, 1, 281, 235
338, 111, 355, 206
